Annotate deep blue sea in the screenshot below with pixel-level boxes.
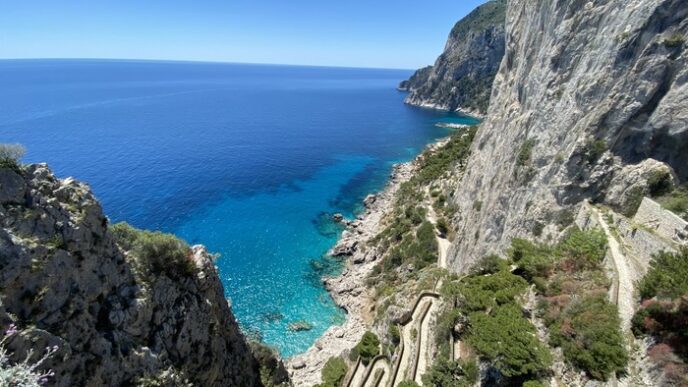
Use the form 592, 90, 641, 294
0, 59, 478, 356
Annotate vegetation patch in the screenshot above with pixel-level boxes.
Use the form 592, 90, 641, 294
549, 296, 627, 381
421, 358, 478, 387
416, 127, 477, 184
250, 341, 290, 387
638, 249, 688, 300
111, 222, 196, 280
582, 138, 607, 165
511, 229, 628, 380
315, 357, 348, 387
0, 143, 26, 174
397, 381, 421, 387
367, 127, 477, 303
439, 261, 551, 383
663, 34, 685, 48
653, 184, 688, 221
632, 249, 688, 384
351, 331, 380, 365
516, 139, 536, 166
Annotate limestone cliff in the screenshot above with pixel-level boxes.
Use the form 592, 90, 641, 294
0, 164, 273, 386
445, 0, 688, 272
399, 0, 506, 115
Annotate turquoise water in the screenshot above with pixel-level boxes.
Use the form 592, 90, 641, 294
0, 59, 479, 356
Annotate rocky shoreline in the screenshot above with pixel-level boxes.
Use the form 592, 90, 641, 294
404, 99, 487, 119
285, 139, 449, 386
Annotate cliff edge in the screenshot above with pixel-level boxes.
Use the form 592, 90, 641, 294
0, 163, 274, 386
399, 0, 506, 115
446, 0, 687, 271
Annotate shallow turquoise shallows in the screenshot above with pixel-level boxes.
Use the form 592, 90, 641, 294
0, 59, 479, 356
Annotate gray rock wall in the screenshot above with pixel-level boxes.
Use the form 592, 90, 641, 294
634, 197, 688, 246
0, 164, 262, 386
446, 0, 688, 272
399, 0, 506, 115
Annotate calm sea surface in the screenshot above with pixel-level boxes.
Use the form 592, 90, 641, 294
0, 59, 478, 356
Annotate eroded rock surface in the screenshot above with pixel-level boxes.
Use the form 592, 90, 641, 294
0, 164, 265, 386
447, 0, 688, 272
399, 0, 506, 115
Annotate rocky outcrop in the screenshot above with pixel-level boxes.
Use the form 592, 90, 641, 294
445, 0, 688, 272
397, 66, 433, 92
399, 0, 506, 115
0, 164, 268, 386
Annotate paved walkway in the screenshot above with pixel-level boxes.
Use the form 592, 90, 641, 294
593, 207, 636, 331
348, 187, 451, 387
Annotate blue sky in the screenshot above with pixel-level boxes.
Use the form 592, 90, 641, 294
0, 0, 487, 69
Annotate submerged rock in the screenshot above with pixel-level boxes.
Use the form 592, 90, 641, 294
288, 321, 314, 332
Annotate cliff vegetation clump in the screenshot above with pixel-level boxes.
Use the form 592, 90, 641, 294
439, 258, 551, 385
366, 127, 476, 318
632, 249, 688, 385
510, 230, 628, 381
0, 144, 25, 174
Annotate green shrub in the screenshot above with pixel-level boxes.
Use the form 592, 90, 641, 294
457, 270, 528, 313
655, 186, 688, 221
421, 358, 478, 387
316, 357, 348, 387
436, 218, 449, 237
416, 127, 477, 184
555, 209, 575, 229
434, 306, 463, 358
473, 200, 483, 212
467, 304, 552, 378
550, 296, 627, 380
470, 254, 508, 275
0, 143, 26, 173
408, 221, 438, 268
647, 170, 674, 197
523, 381, 544, 387
406, 206, 426, 226
582, 139, 607, 164
517, 139, 537, 166
532, 221, 545, 237
111, 221, 195, 279
510, 239, 554, 280
397, 381, 421, 387
110, 222, 141, 250
389, 325, 401, 345
638, 249, 688, 300
250, 341, 289, 387
354, 331, 380, 364
663, 34, 685, 48
556, 228, 607, 270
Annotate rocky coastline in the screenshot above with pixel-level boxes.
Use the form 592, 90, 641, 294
404, 99, 487, 119
285, 139, 450, 386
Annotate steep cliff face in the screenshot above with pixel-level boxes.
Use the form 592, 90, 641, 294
0, 164, 267, 386
399, 0, 506, 115
446, 0, 688, 272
